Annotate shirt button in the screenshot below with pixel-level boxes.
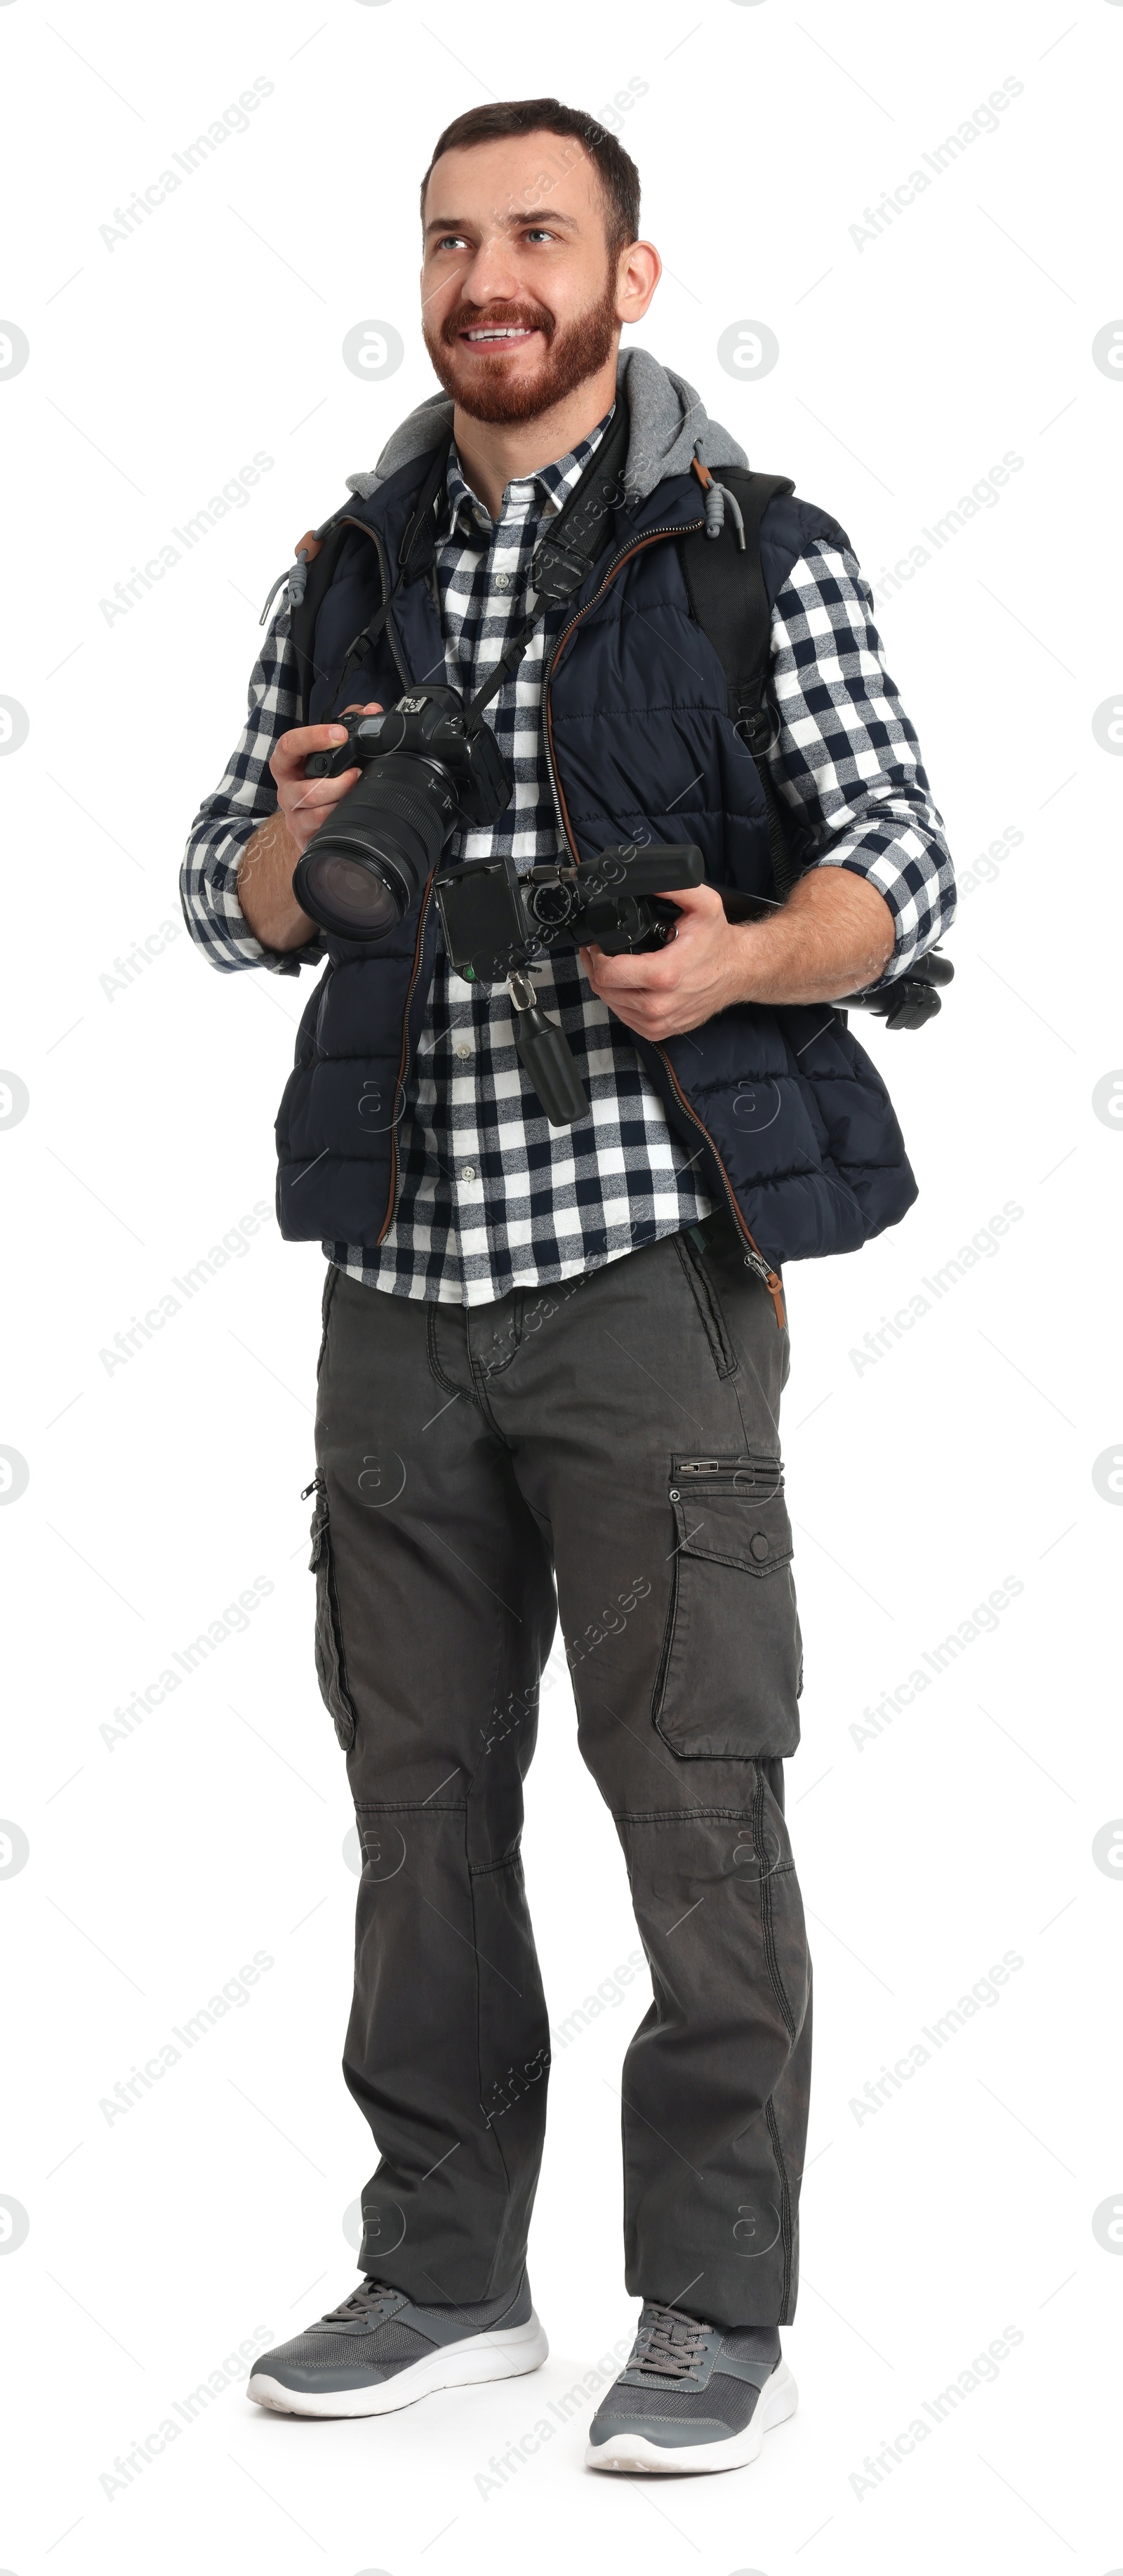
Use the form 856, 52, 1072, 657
455, 1044, 472, 1059
493, 570, 511, 591
459, 1163, 477, 1182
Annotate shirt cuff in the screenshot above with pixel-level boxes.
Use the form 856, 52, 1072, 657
183, 823, 325, 977
809, 832, 956, 988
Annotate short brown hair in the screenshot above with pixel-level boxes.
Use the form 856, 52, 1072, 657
420, 98, 641, 258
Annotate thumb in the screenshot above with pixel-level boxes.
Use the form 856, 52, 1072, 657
659, 878, 725, 918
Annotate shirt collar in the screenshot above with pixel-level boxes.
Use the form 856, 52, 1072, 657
444, 405, 614, 538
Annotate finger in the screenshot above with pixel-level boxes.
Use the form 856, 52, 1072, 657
653, 880, 724, 917
287, 767, 361, 814
271, 719, 350, 779
594, 1007, 674, 1045
273, 702, 385, 794
606, 1007, 684, 1042
580, 942, 683, 992
279, 703, 384, 787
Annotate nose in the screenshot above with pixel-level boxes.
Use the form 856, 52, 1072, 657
458, 232, 529, 312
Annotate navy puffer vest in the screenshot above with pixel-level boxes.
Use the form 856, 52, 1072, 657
275, 450, 917, 1276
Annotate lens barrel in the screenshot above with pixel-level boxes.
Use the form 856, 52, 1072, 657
293, 755, 460, 940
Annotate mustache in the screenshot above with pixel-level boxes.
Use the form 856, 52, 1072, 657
439, 298, 554, 349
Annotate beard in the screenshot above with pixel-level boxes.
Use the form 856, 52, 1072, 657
423, 273, 619, 425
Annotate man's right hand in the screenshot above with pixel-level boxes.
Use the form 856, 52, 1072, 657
237, 702, 383, 952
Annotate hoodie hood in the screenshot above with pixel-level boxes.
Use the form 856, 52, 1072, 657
344, 343, 748, 507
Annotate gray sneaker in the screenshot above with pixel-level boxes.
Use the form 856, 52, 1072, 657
248, 2272, 547, 2419
586, 2304, 797, 2474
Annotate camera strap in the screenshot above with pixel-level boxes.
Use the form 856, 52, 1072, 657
327, 432, 457, 710
463, 398, 633, 733
527, 395, 632, 601
295, 405, 631, 731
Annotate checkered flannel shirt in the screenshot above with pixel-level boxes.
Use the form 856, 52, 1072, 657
181, 415, 955, 1306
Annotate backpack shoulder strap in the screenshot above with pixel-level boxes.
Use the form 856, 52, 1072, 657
680, 467, 800, 898
284, 436, 457, 725
287, 517, 364, 727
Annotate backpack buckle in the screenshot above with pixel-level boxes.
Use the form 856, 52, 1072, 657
736, 698, 778, 757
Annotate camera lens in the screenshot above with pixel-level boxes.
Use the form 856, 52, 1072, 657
295, 848, 406, 938
293, 752, 459, 941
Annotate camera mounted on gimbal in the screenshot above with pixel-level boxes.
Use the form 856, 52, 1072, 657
436, 839, 707, 1124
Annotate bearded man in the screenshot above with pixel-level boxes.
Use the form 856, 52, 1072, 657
181, 95, 953, 2476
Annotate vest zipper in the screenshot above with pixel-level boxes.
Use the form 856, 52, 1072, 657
376, 872, 437, 1247
541, 516, 787, 1332
657, 1051, 786, 1327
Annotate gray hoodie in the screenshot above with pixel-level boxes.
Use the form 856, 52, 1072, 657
263, 345, 750, 620
344, 341, 748, 512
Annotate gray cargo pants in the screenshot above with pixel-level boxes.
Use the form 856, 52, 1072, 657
310, 1213, 811, 2331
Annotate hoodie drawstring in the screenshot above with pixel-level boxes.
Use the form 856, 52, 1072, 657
693, 439, 746, 547
259, 526, 327, 625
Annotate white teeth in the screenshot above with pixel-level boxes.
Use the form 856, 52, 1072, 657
465, 328, 530, 341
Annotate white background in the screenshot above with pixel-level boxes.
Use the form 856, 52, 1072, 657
1, 1, 1119, 2569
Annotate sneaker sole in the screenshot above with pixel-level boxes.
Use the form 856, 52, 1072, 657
585, 2356, 799, 2476
248, 2312, 549, 2420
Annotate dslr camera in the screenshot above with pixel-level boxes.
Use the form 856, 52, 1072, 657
292, 685, 706, 1125
294, 686, 511, 941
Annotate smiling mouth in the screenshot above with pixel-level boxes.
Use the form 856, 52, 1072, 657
460, 326, 540, 345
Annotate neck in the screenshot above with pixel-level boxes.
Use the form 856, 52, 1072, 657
451, 347, 619, 520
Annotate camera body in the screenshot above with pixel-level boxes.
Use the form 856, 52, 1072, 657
293, 686, 512, 941
435, 844, 705, 985
303, 688, 511, 819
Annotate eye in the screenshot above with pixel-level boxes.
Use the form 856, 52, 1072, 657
434, 231, 470, 252
523, 227, 554, 245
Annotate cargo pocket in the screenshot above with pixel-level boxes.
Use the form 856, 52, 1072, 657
652, 1455, 802, 1760
307, 1479, 357, 1752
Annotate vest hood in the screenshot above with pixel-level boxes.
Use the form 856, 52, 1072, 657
343, 343, 749, 510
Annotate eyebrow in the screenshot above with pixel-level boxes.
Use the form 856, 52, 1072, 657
424, 207, 580, 239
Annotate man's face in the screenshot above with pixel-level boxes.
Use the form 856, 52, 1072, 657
420, 133, 627, 424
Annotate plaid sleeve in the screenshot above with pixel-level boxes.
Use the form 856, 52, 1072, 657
178, 600, 325, 977
766, 543, 955, 983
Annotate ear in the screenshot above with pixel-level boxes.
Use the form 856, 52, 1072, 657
616, 238, 661, 326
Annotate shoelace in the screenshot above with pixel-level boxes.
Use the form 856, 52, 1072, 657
321, 2278, 401, 2326
632, 2304, 710, 2382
